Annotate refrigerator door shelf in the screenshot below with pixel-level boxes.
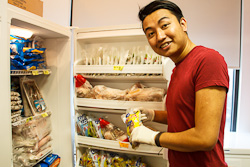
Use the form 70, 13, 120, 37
75, 98, 166, 111
74, 64, 163, 74
76, 135, 163, 157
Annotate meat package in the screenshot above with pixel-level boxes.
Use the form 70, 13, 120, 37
12, 115, 52, 167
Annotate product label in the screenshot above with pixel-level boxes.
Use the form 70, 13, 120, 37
113, 66, 124, 71
32, 70, 39, 75
43, 70, 50, 75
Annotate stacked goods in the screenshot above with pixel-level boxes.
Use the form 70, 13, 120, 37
10, 35, 47, 70
75, 75, 166, 102
11, 77, 23, 123
76, 113, 129, 142
12, 115, 52, 167
79, 149, 147, 167
11, 91, 23, 123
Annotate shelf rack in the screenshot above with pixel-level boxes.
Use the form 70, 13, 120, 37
10, 69, 51, 76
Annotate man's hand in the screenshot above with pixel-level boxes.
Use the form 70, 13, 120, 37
130, 125, 159, 147
140, 108, 155, 123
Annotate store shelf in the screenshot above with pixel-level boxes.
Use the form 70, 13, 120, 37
76, 135, 163, 157
12, 110, 51, 126
10, 69, 51, 76
75, 98, 165, 111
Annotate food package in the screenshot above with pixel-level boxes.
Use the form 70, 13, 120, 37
75, 74, 93, 98
121, 108, 143, 148
125, 83, 166, 102
12, 115, 52, 167
21, 78, 47, 115
99, 118, 129, 142
92, 85, 128, 100
34, 154, 61, 167
79, 148, 147, 167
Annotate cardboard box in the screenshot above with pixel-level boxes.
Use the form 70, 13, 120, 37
8, 0, 43, 17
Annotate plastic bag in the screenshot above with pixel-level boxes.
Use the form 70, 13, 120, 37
121, 108, 143, 148
99, 118, 129, 142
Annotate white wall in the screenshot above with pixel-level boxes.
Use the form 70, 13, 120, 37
42, 0, 72, 27
237, 0, 250, 133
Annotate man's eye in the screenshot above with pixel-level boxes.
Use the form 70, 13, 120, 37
147, 32, 154, 38
162, 24, 169, 29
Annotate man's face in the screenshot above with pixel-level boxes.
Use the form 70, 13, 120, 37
142, 9, 188, 61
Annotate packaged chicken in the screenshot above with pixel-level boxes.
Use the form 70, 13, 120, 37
75, 74, 93, 98
92, 85, 128, 100
125, 83, 166, 102
99, 118, 129, 142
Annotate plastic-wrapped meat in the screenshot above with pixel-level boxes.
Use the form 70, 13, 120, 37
99, 118, 129, 142
75, 74, 94, 98
126, 83, 166, 102
76, 87, 93, 98
92, 85, 128, 100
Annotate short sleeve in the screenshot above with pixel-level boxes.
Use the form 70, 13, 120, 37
194, 50, 229, 92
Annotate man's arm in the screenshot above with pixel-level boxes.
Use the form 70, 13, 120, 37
158, 86, 227, 152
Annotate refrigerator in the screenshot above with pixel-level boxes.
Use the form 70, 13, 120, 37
3, 3, 175, 167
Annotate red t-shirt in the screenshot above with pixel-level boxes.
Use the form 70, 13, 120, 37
166, 46, 229, 167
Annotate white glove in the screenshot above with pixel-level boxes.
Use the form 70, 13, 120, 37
140, 108, 155, 123
130, 125, 160, 147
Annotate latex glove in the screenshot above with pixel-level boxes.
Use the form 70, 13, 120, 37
140, 108, 155, 123
130, 125, 159, 147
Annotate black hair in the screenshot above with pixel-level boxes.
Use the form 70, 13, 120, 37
138, 0, 184, 22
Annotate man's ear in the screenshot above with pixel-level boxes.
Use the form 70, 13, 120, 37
180, 17, 188, 32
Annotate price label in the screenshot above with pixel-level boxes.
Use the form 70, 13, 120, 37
41, 112, 48, 117
32, 71, 39, 75
43, 70, 50, 75
113, 66, 124, 71
26, 117, 33, 123
119, 141, 129, 148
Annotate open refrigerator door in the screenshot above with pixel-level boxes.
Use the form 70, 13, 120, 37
73, 25, 175, 167
7, 4, 73, 167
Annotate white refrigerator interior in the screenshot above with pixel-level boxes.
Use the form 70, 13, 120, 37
73, 25, 175, 167
6, 4, 73, 167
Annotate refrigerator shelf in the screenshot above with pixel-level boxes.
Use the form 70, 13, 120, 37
78, 74, 167, 82
12, 110, 51, 126
76, 135, 163, 157
75, 98, 165, 110
10, 69, 51, 76
74, 64, 163, 74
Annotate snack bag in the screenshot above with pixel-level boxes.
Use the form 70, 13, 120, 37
76, 113, 90, 137
121, 108, 143, 148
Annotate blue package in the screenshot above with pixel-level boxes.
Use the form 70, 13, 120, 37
34, 154, 59, 167
10, 43, 24, 56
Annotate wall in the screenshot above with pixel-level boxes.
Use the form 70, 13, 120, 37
42, 0, 72, 27
237, 0, 250, 133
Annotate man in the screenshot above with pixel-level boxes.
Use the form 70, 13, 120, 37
130, 1, 229, 166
